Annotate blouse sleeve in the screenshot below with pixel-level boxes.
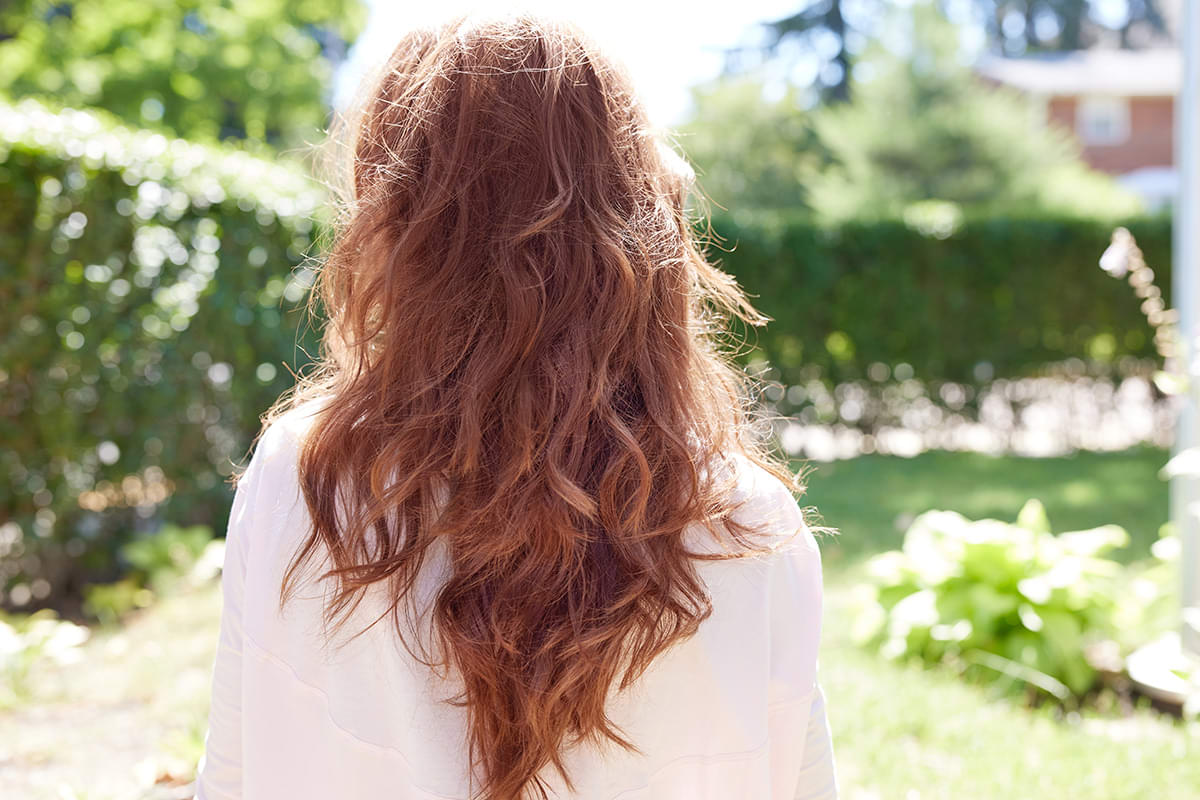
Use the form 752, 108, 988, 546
760, 475, 838, 800
194, 434, 270, 800
794, 682, 838, 800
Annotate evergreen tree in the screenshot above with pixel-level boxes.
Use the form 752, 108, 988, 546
976, 0, 1170, 53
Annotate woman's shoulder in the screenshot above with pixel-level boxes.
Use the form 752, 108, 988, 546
253, 396, 329, 463
233, 396, 329, 504
713, 450, 821, 558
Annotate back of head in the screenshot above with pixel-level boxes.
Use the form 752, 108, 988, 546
266, 12, 809, 800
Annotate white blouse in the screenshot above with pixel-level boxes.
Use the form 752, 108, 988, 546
195, 402, 838, 799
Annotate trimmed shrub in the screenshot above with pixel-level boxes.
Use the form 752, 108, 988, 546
0, 99, 324, 607
705, 212, 1171, 387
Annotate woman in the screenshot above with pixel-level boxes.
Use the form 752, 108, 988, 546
196, 13, 837, 800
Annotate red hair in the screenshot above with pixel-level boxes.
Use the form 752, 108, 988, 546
260, 13, 823, 799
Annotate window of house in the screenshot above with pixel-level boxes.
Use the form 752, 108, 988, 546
1076, 96, 1131, 146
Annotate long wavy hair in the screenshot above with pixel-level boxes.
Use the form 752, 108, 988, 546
258, 13, 824, 800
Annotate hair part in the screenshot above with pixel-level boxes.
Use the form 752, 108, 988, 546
256, 12, 828, 800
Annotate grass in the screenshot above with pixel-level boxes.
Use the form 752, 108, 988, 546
796, 444, 1171, 568
1, 445, 1194, 799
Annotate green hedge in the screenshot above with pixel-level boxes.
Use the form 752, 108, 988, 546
0, 100, 324, 607
706, 211, 1171, 387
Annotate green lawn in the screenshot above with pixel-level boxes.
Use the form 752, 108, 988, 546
2, 445, 1195, 800
797, 445, 1171, 568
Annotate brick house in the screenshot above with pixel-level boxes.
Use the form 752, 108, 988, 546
977, 48, 1179, 210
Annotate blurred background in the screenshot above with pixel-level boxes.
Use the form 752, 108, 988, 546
0, 0, 1195, 798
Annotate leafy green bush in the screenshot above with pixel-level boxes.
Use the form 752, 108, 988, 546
82, 524, 219, 625
120, 523, 216, 592
81, 577, 155, 627
0, 99, 323, 607
707, 212, 1171, 387
852, 499, 1132, 701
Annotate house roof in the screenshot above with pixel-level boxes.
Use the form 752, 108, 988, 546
976, 48, 1180, 97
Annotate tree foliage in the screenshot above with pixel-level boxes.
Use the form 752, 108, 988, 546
0, 0, 365, 148
805, 5, 1143, 222
685, 3, 1143, 221
677, 77, 830, 217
